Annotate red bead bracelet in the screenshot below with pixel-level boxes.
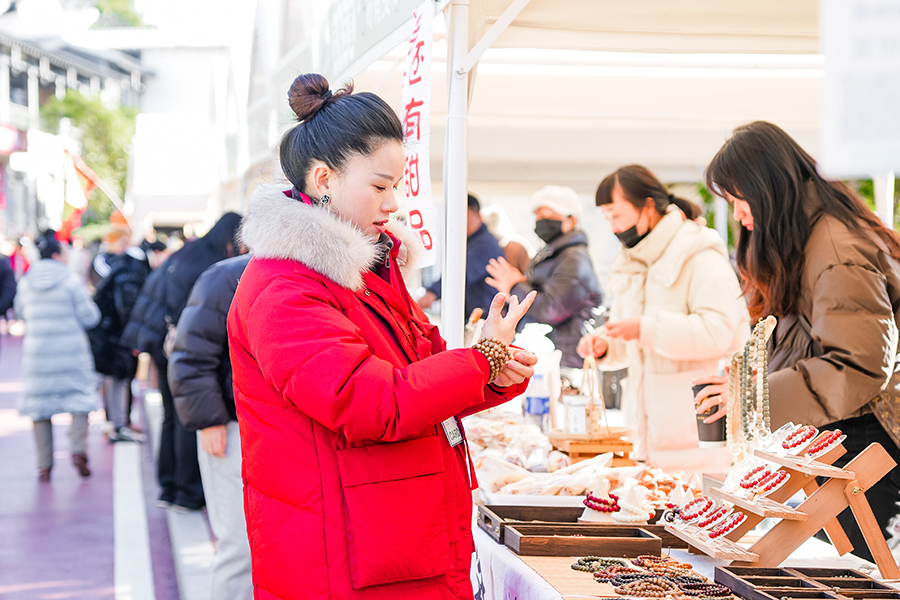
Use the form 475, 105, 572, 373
679, 496, 713, 521
583, 492, 620, 513
783, 425, 817, 449
696, 505, 728, 528
740, 466, 771, 489
754, 469, 788, 494
806, 429, 843, 458
708, 511, 746, 539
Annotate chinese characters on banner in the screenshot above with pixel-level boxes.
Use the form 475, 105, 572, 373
401, 1, 437, 266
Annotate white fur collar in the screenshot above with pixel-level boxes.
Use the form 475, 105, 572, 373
240, 184, 425, 291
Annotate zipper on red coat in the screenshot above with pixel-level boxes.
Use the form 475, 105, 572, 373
363, 286, 419, 361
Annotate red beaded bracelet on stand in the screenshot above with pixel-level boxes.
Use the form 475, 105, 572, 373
583, 492, 619, 513
740, 466, 772, 489
782, 425, 817, 449
696, 505, 729, 529
754, 469, 789, 495
708, 511, 746, 539
678, 496, 713, 522
806, 429, 843, 458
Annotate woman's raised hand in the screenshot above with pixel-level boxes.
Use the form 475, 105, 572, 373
481, 291, 537, 345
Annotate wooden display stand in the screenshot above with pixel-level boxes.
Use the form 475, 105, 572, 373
547, 428, 635, 465
665, 439, 900, 579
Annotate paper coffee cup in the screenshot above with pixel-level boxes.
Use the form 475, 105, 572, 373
693, 383, 726, 448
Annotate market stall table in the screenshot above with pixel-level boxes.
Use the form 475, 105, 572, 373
473, 524, 892, 600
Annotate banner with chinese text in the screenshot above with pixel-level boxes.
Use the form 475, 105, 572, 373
400, 1, 436, 266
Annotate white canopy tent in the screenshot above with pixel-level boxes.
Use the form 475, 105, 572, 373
315, 0, 886, 347
443, 0, 821, 346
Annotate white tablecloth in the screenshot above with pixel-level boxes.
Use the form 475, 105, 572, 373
472, 525, 878, 600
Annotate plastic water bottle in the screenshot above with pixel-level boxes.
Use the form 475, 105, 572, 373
524, 373, 550, 432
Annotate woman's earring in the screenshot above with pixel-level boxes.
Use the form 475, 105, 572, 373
320, 194, 331, 205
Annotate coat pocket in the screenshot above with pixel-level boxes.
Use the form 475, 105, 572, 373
336, 436, 452, 589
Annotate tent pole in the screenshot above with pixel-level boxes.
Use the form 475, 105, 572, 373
874, 172, 895, 228
714, 195, 728, 243
462, 0, 532, 73
442, 0, 470, 349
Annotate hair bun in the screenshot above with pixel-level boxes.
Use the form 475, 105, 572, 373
287, 73, 353, 122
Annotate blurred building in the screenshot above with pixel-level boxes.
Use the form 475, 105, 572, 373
0, 15, 144, 238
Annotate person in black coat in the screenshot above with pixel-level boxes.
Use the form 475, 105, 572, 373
169, 254, 252, 599
88, 227, 152, 442
122, 212, 242, 511
0, 252, 16, 319
486, 185, 602, 367
417, 194, 504, 322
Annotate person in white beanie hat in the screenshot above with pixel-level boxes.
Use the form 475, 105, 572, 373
486, 185, 602, 367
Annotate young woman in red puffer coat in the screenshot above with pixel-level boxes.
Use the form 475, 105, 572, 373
227, 73, 538, 600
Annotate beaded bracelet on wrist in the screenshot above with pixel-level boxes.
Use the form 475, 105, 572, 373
473, 337, 512, 382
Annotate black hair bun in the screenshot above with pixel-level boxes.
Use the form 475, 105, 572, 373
287, 73, 354, 122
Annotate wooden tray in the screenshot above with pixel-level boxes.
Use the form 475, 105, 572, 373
503, 523, 661, 557
715, 566, 900, 600
476, 504, 586, 543
477, 504, 690, 548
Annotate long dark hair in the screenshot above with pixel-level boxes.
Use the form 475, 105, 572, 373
706, 121, 900, 320
596, 164, 697, 218
280, 74, 403, 194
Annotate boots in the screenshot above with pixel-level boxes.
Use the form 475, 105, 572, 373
72, 453, 91, 478
38, 467, 51, 482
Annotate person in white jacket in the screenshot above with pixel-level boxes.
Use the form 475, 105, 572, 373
578, 165, 748, 477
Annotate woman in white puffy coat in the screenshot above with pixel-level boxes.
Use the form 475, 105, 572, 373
16, 234, 100, 481
578, 165, 748, 477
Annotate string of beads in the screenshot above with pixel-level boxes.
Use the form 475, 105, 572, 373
570, 557, 625, 573
472, 337, 512, 383
782, 425, 817, 449
583, 492, 619, 513
807, 429, 843, 457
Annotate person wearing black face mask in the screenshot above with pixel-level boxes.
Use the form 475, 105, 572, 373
576, 165, 748, 478
486, 185, 602, 368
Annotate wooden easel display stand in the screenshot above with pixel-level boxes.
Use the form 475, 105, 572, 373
665, 441, 900, 579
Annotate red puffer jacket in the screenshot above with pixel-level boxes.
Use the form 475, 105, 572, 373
228, 186, 527, 600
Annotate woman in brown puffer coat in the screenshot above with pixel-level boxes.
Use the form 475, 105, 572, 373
694, 121, 900, 563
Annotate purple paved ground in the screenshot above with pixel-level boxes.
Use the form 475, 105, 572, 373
0, 332, 180, 600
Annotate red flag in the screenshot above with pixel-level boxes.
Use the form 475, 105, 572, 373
58, 150, 99, 242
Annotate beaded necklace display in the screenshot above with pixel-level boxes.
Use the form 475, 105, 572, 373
727, 317, 776, 460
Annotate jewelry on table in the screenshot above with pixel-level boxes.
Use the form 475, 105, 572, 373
753, 469, 789, 496
782, 425, 817, 450
696, 505, 730, 529
583, 492, 619, 513
678, 582, 733, 597
739, 466, 771, 489
614, 576, 682, 598
678, 496, 713, 522
806, 429, 844, 458
571, 557, 626, 573
708, 511, 747, 539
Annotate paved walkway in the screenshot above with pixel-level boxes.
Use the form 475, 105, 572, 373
0, 332, 207, 600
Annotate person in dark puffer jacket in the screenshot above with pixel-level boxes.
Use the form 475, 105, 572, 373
89, 226, 151, 443
486, 185, 603, 367
169, 253, 251, 600
122, 212, 241, 511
